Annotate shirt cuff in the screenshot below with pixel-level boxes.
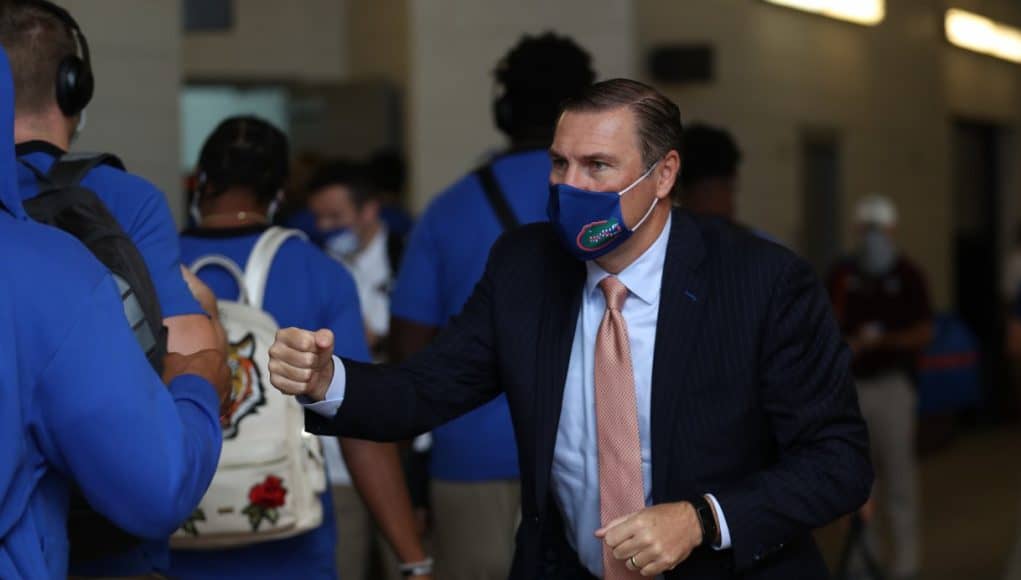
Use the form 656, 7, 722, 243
299, 355, 347, 418
705, 494, 732, 550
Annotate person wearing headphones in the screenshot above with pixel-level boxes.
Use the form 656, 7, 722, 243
0, 1, 222, 577
0, 44, 231, 580
387, 33, 595, 579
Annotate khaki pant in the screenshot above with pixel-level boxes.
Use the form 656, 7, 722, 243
431, 480, 521, 580
331, 485, 402, 580
853, 372, 921, 579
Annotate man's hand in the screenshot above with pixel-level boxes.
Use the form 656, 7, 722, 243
163, 349, 232, 407
595, 502, 703, 577
268, 327, 336, 401
858, 496, 876, 523
850, 322, 884, 355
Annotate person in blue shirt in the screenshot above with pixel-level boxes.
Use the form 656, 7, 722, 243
0, 45, 229, 580
388, 33, 594, 580
0, 6, 223, 573
172, 116, 432, 580
2, 2, 220, 353
679, 122, 781, 244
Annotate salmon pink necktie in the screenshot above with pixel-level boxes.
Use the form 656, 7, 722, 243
595, 275, 645, 579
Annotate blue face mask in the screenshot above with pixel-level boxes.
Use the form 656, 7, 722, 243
322, 227, 359, 260
547, 162, 660, 260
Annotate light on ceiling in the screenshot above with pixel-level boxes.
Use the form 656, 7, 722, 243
763, 0, 885, 26
946, 8, 1021, 65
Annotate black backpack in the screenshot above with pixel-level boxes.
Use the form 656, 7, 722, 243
19, 152, 169, 562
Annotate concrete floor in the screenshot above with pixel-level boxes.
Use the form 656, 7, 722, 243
815, 426, 1021, 579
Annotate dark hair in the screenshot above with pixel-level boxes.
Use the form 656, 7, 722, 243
366, 148, 406, 194
197, 116, 290, 204
0, 1, 76, 114
494, 32, 595, 138
305, 159, 379, 208
680, 123, 742, 188
560, 79, 684, 195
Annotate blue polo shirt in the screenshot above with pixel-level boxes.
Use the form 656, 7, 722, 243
390, 149, 552, 481
171, 225, 370, 579
16, 141, 203, 320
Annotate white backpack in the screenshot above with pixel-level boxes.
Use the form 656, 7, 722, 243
172, 227, 327, 549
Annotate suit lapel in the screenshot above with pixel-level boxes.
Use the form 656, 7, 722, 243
650, 209, 708, 498
534, 248, 584, 514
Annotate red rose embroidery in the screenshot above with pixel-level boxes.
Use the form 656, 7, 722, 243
242, 475, 287, 531
248, 475, 287, 508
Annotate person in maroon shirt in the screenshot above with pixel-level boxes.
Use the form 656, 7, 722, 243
827, 194, 933, 580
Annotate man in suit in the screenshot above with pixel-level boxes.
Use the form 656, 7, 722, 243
269, 79, 872, 579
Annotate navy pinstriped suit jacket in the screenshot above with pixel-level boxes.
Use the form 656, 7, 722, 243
307, 207, 873, 579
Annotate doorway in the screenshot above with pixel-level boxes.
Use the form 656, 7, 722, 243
952, 119, 1005, 417
800, 129, 843, 275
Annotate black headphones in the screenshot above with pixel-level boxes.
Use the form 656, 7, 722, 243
21, 0, 94, 117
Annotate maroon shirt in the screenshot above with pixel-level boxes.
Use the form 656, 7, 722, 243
827, 257, 932, 379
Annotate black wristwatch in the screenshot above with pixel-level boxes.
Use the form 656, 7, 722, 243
692, 495, 719, 548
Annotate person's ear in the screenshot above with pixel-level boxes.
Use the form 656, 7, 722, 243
656, 150, 681, 200
362, 199, 381, 224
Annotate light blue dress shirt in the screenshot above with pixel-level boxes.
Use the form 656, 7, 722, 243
304, 214, 730, 576
550, 214, 729, 577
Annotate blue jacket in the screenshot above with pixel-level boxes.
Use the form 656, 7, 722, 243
0, 49, 223, 579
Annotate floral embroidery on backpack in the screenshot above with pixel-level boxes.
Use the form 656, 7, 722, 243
242, 475, 288, 531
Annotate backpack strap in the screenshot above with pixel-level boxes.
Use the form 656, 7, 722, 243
474, 164, 520, 232
245, 227, 308, 309
112, 273, 159, 359
190, 255, 251, 305
44, 152, 125, 188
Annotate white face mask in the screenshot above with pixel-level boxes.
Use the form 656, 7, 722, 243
266, 195, 280, 223
858, 228, 897, 275
324, 228, 360, 260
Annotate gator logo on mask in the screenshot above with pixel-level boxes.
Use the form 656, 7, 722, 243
221, 333, 265, 439
576, 218, 623, 252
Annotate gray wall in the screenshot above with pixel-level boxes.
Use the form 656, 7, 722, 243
407, 0, 638, 211
59, 0, 184, 222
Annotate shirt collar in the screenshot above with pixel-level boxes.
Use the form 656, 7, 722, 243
350, 224, 389, 273
584, 213, 672, 306
15, 140, 65, 158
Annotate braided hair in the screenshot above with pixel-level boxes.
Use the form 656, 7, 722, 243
197, 115, 290, 204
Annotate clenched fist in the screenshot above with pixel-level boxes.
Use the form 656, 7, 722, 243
268, 327, 336, 401
596, 501, 704, 577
